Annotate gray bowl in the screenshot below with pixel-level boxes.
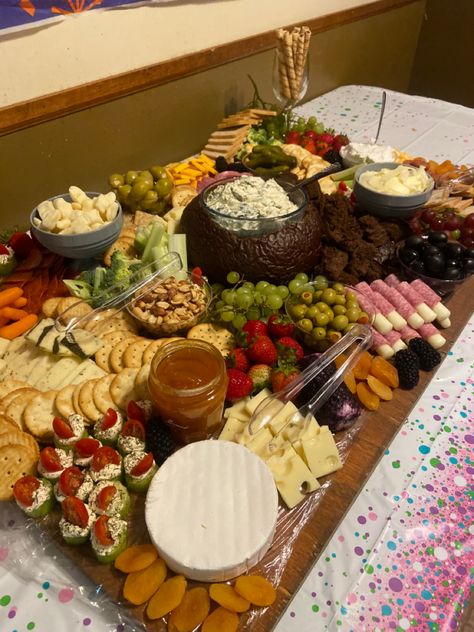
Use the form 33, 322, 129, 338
30, 192, 123, 259
354, 162, 434, 218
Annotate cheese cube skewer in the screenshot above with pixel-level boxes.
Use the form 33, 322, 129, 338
385, 329, 407, 352
353, 287, 393, 335
410, 279, 451, 324
418, 323, 446, 349
370, 329, 394, 358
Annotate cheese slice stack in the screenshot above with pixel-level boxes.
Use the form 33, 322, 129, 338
145, 440, 278, 581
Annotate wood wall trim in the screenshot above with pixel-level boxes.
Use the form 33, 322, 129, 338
0, 0, 419, 137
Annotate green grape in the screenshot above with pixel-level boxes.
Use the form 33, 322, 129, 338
211, 283, 225, 295
265, 294, 283, 310
246, 307, 261, 321
242, 281, 255, 291
288, 279, 304, 294
313, 275, 328, 290
222, 289, 236, 305
295, 272, 309, 283
226, 271, 240, 284
256, 280, 269, 292
232, 313, 247, 330
252, 292, 264, 306
262, 284, 277, 296
307, 116, 317, 129
214, 300, 226, 311
236, 286, 251, 296
315, 123, 325, 134
221, 309, 235, 322
276, 285, 290, 299
236, 294, 253, 310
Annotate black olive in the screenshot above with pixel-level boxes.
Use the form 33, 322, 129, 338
412, 259, 425, 273
425, 253, 446, 275
405, 235, 426, 250
443, 267, 461, 280
399, 247, 419, 265
462, 247, 474, 259
444, 242, 463, 259
421, 244, 441, 258
428, 231, 448, 245
463, 257, 474, 273
445, 258, 460, 269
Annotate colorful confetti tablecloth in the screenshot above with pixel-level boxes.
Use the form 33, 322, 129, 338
0, 85, 473, 632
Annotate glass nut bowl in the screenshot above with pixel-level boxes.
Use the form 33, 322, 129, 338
396, 236, 473, 297
127, 272, 212, 337
199, 174, 308, 236
30, 192, 123, 259
353, 162, 434, 219
285, 278, 376, 351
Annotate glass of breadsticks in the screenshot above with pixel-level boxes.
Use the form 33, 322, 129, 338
273, 26, 311, 108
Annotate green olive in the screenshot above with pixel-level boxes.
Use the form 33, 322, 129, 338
346, 307, 361, 323
305, 305, 320, 320
297, 318, 313, 333
300, 291, 313, 306
139, 170, 154, 185
155, 177, 173, 198
311, 326, 327, 341
358, 311, 370, 324
290, 304, 307, 320
130, 179, 151, 201
150, 165, 166, 180
125, 170, 139, 185
333, 305, 347, 316
332, 282, 345, 293
327, 329, 342, 343
331, 315, 349, 331
109, 173, 124, 188
315, 312, 330, 326
140, 190, 159, 210
321, 288, 336, 305
344, 323, 357, 333
117, 184, 132, 202
313, 275, 328, 290
313, 290, 323, 300
333, 294, 346, 306
346, 298, 359, 309
150, 199, 167, 215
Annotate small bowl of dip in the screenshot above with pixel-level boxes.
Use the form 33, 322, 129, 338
340, 142, 397, 168
354, 162, 434, 218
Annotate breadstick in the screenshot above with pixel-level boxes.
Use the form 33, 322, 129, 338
283, 30, 297, 99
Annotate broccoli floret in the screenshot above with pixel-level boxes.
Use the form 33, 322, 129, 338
79, 268, 96, 287
247, 127, 270, 144
62, 279, 92, 301
103, 251, 133, 288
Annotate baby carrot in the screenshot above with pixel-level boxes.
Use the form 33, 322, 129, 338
0, 317, 8, 328
0, 307, 29, 321
0, 313, 38, 339
0, 287, 23, 308
12, 297, 27, 308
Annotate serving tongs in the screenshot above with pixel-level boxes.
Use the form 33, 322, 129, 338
248, 323, 373, 439
54, 251, 183, 335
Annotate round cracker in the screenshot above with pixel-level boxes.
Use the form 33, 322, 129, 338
5, 390, 39, 431
110, 368, 139, 410
123, 338, 151, 369
94, 318, 138, 338
187, 323, 234, 356
101, 330, 138, 347
55, 384, 76, 419
41, 297, 62, 318
109, 337, 138, 373
0, 415, 18, 435
0, 443, 38, 501
72, 381, 86, 415
0, 428, 39, 461
57, 296, 93, 319
24, 391, 58, 441
0, 387, 38, 412
142, 337, 183, 365
93, 374, 116, 414
0, 379, 29, 402
95, 344, 113, 373
77, 379, 102, 424
134, 363, 151, 401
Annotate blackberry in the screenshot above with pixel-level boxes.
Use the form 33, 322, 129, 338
323, 149, 340, 164
145, 418, 176, 465
394, 349, 420, 389
408, 338, 441, 371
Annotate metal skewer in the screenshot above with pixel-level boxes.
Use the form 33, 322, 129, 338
373, 90, 387, 145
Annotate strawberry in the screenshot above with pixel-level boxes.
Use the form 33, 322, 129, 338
319, 132, 335, 144
285, 130, 301, 145
267, 314, 295, 339
8, 232, 34, 259
226, 348, 249, 373
333, 133, 349, 152
247, 335, 278, 365
270, 365, 301, 392
0, 244, 10, 255
303, 130, 318, 141
226, 368, 253, 402
247, 364, 272, 392
302, 138, 316, 155
276, 336, 304, 363
241, 319, 268, 346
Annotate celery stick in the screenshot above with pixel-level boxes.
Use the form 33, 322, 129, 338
142, 222, 164, 264
168, 234, 188, 280
151, 245, 169, 270
331, 164, 363, 182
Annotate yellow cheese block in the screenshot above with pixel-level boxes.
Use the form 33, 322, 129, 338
301, 426, 342, 479
266, 445, 320, 509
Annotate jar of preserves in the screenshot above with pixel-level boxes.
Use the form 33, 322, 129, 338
148, 339, 228, 444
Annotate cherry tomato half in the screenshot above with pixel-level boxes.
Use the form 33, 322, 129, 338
62, 496, 89, 528
126, 401, 146, 424
91, 446, 121, 472
58, 467, 84, 497
93, 515, 114, 547
75, 438, 101, 459
53, 416, 75, 439
121, 419, 145, 441
97, 485, 117, 511
130, 452, 154, 477
13, 475, 40, 507
99, 408, 118, 431
40, 447, 63, 472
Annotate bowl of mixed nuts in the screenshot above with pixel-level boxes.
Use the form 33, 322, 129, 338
127, 272, 212, 337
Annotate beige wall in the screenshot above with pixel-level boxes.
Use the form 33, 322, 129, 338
409, 0, 474, 107
0, 1, 425, 229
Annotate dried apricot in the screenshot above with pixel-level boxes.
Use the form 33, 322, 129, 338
147, 575, 187, 620
123, 558, 167, 605
334, 353, 347, 369
367, 375, 393, 401
234, 575, 276, 607
209, 583, 250, 613
356, 381, 380, 411
114, 544, 158, 573
352, 351, 372, 381
168, 587, 210, 632
370, 356, 399, 388
202, 607, 239, 632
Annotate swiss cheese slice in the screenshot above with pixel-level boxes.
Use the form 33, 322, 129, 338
145, 440, 278, 582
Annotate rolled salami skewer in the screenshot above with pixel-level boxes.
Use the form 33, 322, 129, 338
418, 323, 446, 349
384, 274, 402, 288
410, 279, 451, 323
385, 329, 407, 352
399, 324, 421, 343
371, 279, 424, 329
370, 329, 394, 358
395, 281, 437, 323
353, 287, 393, 335
356, 281, 407, 331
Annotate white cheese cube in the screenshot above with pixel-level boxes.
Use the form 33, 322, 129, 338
302, 426, 342, 479
268, 401, 300, 434
245, 427, 273, 456
266, 445, 320, 509
234, 424, 269, 447
245, 388, 271, 415
284, 416, 320, 444
224, 399, 250, 419
219, 416, 247, 442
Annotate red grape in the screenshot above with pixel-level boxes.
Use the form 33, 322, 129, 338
421, 208, 437, 224
409, 218, 423, 235
461, 236, 474, 248
430, 218, 445, 231
444, 215, 461, 230
461, 226, 474, 240
463, 214, 474, 229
